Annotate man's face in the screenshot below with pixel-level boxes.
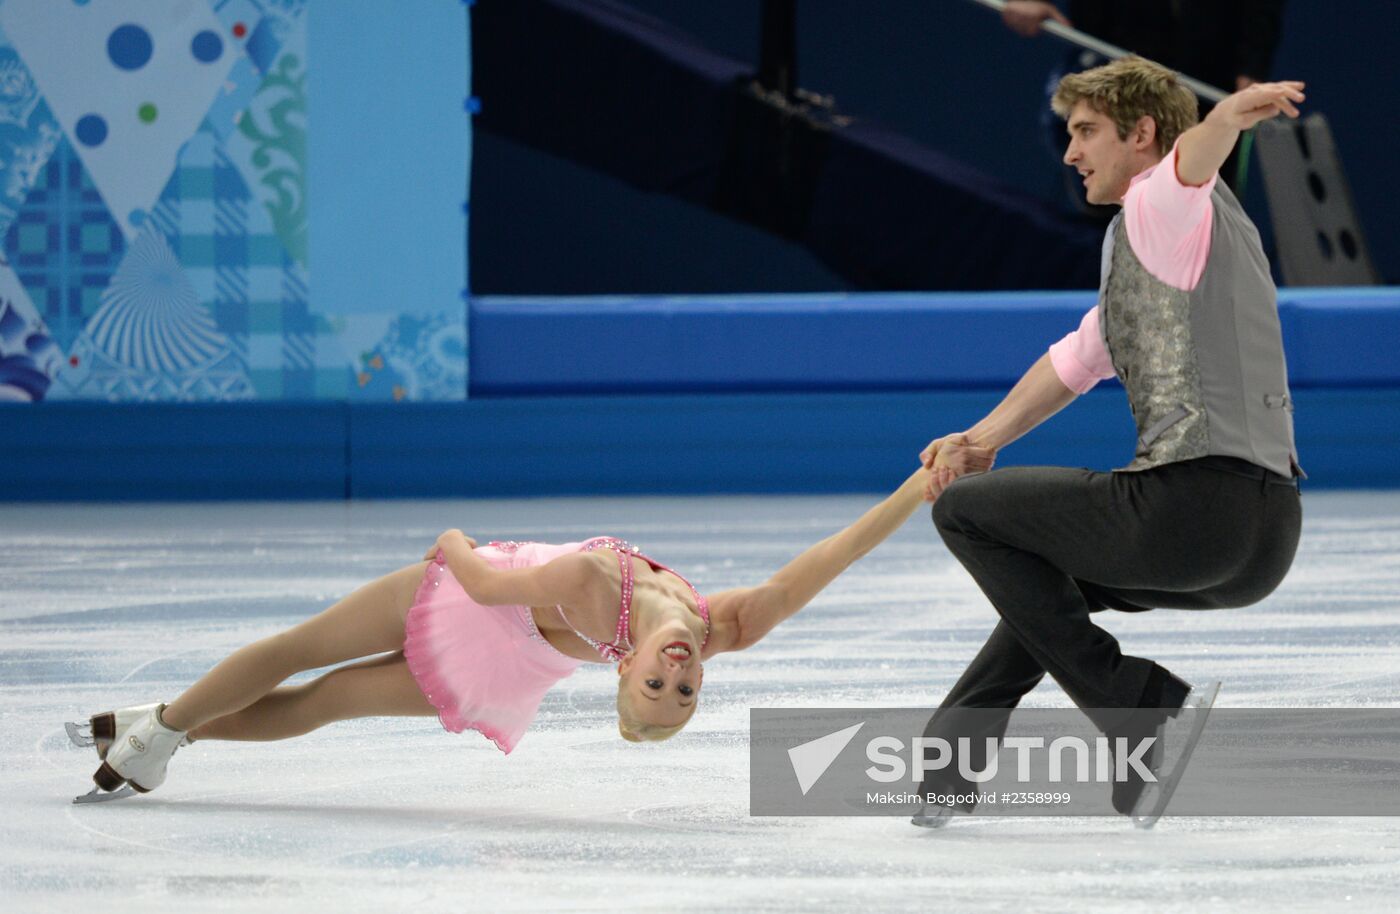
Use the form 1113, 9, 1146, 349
1063, 101, 1150, 205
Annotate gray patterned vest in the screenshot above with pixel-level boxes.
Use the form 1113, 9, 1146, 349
1098, 180, 1300, 477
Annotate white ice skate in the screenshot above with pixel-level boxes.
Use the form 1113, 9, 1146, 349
92, 704, 188, 795
67, 702, 174, 759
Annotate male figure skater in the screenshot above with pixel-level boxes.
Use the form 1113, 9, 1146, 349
914, 57, 1305, 826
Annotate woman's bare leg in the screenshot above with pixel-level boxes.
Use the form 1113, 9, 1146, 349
161, 562, 430, 733
189, 652, 435, 742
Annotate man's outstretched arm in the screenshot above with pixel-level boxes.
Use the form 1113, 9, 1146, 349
921, 353, 1079, 500
962, 352, 1081, 451
1175, 81, 1305, 186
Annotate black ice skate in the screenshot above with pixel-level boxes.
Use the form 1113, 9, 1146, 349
1130, 681, 1221, 829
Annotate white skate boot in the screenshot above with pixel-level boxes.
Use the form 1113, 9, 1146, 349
93, 704, 188, 794
67, 703, 170, 759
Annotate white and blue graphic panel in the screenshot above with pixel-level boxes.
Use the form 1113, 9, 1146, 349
0, 0, 469, 403
1, 0, 237, 240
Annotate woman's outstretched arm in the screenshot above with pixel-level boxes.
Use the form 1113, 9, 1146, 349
706, 464, 974, 655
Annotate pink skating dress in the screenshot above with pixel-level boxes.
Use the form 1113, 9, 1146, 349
402, 537, 709, 753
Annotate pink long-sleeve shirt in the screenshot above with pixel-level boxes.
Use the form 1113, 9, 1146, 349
1048, 141, 1218, 394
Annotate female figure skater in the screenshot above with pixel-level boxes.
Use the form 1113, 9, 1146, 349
76, 451, 989, 801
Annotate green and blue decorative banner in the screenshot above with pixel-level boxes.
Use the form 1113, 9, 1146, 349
0, 0, 467, 403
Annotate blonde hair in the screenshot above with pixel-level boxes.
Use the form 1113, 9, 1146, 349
1051, 56, 1198, 156
616, 674, 694, 743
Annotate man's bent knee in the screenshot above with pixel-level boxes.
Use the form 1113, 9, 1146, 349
931, 474, 986, 533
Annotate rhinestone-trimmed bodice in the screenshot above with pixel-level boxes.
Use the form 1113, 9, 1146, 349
487, 537, 710, 663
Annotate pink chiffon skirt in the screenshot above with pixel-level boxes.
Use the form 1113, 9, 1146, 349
402, 544, 584, 753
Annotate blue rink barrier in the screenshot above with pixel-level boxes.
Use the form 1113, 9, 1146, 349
2, 289, 1397, 499
1, 388, 1395, 500
469, 288, 1400, 393
0, 404, 350, 501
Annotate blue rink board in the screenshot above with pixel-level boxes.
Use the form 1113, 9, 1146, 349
2, 289, 1397, 499
469, 288, 1400, 393
1, 387, 1395, 499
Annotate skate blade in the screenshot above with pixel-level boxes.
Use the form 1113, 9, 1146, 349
1132, 681, 1221, 830
73, 785, 136, 805
910, 805, 958, 830
65, 721, 96, 749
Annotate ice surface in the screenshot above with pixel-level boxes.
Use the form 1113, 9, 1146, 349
3, 492, 1399, 912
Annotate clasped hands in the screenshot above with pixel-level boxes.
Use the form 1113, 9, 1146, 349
919, 433, 997, 503
424, 528, 478, 561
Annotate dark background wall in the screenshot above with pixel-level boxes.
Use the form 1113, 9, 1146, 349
470, 0, 1398, 294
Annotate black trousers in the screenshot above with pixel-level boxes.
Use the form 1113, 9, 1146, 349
920, 457, 1301, 798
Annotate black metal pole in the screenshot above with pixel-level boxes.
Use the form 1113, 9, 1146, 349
758, 0, 798, 102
